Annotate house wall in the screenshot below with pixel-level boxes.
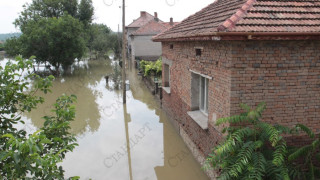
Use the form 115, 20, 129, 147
161, 40, 320, 158
127, 27, 139, 52
132, 35, 162, 61
161, 41, 233, 156
230, 40, 320, 141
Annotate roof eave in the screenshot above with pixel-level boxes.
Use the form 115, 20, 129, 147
132, 33, 159, 36
153, 32, 320, 42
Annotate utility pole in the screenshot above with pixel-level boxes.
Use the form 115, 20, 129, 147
121, 0, 126, 104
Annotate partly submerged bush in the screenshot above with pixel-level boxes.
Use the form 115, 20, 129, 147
140, 57, 162, 77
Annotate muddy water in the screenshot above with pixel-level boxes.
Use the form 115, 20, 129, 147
15, 58, 209, 180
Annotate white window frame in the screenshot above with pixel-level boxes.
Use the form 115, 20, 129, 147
166, 64, 170, 87
188, 70, 211, 130
162, 58, 173, 94
199, 76, 208, 115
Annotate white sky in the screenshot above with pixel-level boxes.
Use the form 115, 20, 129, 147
0, 0, 214, 34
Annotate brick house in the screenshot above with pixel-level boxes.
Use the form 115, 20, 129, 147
153, 0, 320, 173
131, 18, 176, 61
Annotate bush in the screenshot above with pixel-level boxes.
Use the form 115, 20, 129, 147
288, 125, 320, 180
204, 102, 320, 180
140, 57, 162, 77
204, 103, 291, 180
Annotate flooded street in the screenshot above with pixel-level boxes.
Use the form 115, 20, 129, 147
6, 57, 209, 180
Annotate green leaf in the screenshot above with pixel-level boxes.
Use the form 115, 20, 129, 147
288, 145, 312, 161
2, 134, 14, 139
295, 124, 314, 138
70, 176, 80, 180
13, 153, 20, 163
0, 151, 10, 161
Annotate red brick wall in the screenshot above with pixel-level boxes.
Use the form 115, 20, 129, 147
230, 41, 320, 135
161, 40, 320, 156
161, 41, 233, 156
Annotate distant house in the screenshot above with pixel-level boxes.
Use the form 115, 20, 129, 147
131, 18, 176, 61
153, 0, 320, 173
126, 11, 159, 55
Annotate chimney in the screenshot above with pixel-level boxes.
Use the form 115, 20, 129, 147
140, 11, 146, 17
170, 17, 174, 26
154, 12, 159, 22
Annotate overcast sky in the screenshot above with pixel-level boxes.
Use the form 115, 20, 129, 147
0, 0, 214, 34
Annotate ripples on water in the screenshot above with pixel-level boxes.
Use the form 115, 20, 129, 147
1, 57, 209, 180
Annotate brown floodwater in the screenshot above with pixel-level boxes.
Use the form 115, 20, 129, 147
7, 57, 209, 180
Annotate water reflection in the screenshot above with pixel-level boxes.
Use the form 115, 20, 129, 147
123, 104, 133, 180
2, 57, 209, 180
24, 60, 109, 135
0, 52, 5, 60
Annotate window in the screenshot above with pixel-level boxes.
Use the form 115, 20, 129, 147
188, 71, 211, 129
190, 72, 210, 114
164, 64, 170, 87
162, 63, 171, 94
170, 44, 174, 49
199, 76, 209, 114
195, 48, 202, 56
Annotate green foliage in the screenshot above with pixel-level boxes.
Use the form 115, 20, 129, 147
0, 43, 4, 51
0, 56, 78, 179
106, 32, 122, 57
288, 125, 320, 180
78, 0, 94, 27
140, 58, 162, 77
21, 14, 86, 70
205, 102, 291, 180
15, 0, 81, 30
86, 23, 120, 57
6, 0, 94, 74
205, 102, 320, 180
4, 37, 23, 56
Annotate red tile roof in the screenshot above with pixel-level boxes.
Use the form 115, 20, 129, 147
154, 0, 320, 41
127, 12, 158, 28
132, 20, 178, 36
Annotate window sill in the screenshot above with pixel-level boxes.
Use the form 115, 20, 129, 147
187, 110, 208, 130
162, 87, 171, 94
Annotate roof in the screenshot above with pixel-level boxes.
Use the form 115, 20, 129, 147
154, 0, 320, 41
127, 12, 156, 28
132, 20, 178, 36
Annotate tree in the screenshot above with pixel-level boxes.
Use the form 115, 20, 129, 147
7, 0, 94, 74
78, 0, 94, 27
88, 24, 111, 53
86, 23, 121, 58
18, 15, 86, 72
0, 56, 78, 179
4, 37, 23, 56
107, 32, 122, 57
15, 0, 80, 30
